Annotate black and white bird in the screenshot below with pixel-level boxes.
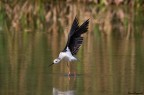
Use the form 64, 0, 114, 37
49, 17, 89, 74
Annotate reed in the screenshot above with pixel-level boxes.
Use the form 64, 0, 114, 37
0, 0, 143, 39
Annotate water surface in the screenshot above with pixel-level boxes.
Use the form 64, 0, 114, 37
0, 3, 144, 95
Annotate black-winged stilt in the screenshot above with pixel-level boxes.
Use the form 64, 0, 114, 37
49, 17, 89, 75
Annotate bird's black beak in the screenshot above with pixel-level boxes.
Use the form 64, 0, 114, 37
48, 63, 54, 67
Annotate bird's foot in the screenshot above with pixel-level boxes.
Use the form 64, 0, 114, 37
67, 71, 76, 78
68, 72, 71, 76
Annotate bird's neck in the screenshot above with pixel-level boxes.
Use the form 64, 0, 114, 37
57, 57, 62, 60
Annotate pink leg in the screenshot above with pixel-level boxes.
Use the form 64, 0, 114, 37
67, 62, 70, 76
74, 71, 76, 80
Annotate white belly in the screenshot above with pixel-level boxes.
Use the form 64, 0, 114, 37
59, 52, 77, 62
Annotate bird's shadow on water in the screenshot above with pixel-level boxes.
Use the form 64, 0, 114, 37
48, 73, 84, 79
63, 73, 83, 78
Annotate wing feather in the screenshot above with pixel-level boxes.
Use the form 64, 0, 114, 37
62, 17, 89, 55
69, 19, 89, 55
62, 17, 79, 52
71, 37, 83, 55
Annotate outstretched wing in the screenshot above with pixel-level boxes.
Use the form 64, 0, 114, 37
62, 17, 89, 55
63, 17, 79, 52
70, 37, 83, 55
69, 19, 89, 55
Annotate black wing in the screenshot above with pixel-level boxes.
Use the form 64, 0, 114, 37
63, 17, 89, 55
69, 19, 89, 55
63, 17, 79, 52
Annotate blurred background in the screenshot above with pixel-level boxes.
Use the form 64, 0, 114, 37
0, 0, 144, 95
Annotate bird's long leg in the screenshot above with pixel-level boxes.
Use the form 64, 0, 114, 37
67, 62, 70, 76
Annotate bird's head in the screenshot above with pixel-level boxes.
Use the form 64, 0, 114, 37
53, 58, 61, 64
48, 58, 61, 67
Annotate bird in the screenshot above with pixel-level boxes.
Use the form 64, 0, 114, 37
49, 16, 89, 75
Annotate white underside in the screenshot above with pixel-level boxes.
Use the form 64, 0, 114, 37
59, 47, 77, 62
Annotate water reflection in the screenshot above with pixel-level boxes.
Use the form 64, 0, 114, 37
53, 88, 75, 95
53, 76, 76, 95
0, 2, 144, 95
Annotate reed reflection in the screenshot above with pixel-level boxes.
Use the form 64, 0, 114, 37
0, 1, 144, 95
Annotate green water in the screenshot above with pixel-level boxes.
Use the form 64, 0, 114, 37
0, 3, 144, 95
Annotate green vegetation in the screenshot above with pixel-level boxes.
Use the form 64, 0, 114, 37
0, 1, 144, 95
0, 0, 143, 41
